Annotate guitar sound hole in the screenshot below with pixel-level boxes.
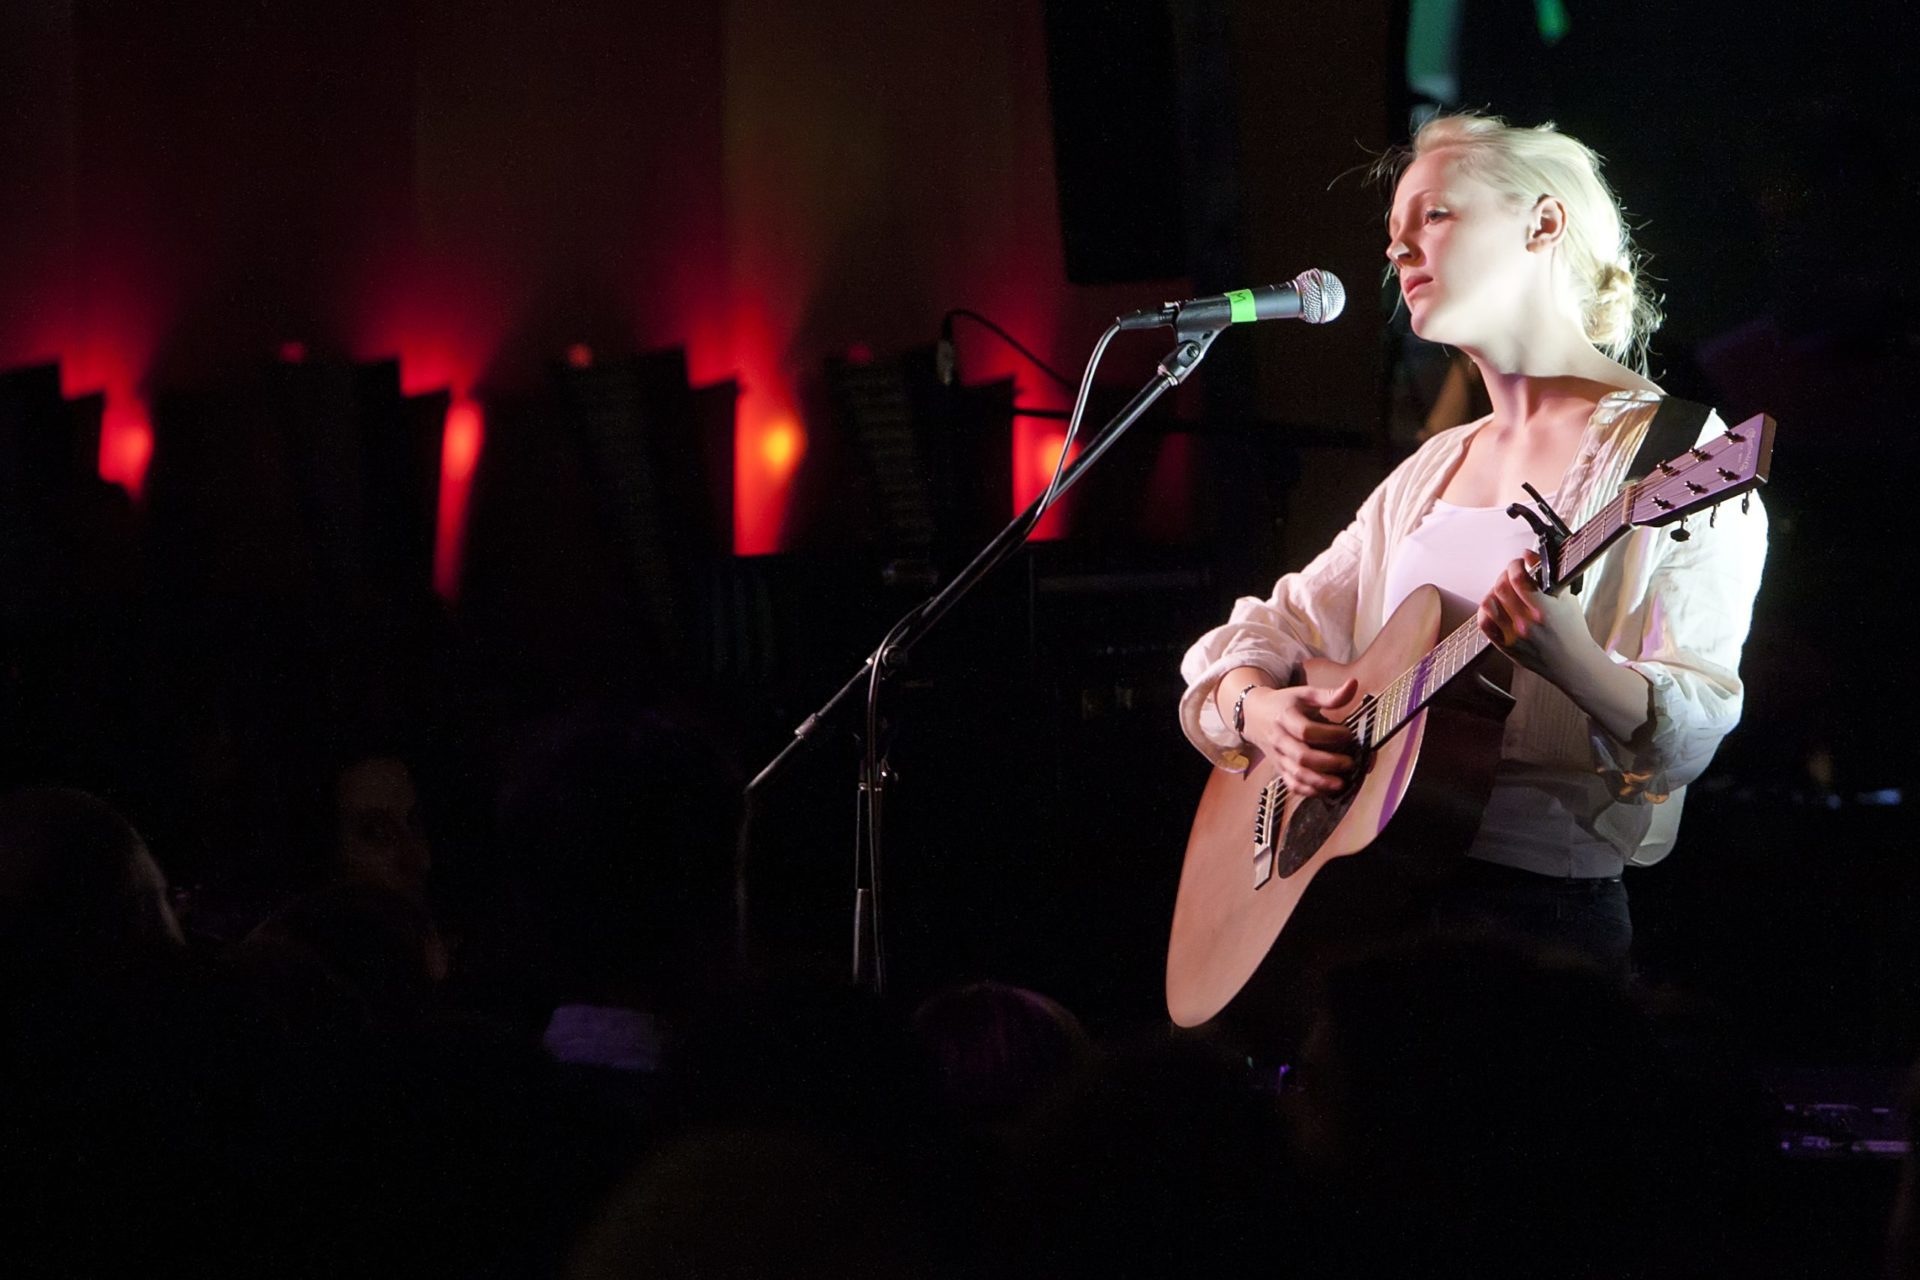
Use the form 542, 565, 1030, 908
1273, 767, 1366, 878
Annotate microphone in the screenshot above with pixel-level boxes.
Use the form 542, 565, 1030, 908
1116, 269, 1347, 332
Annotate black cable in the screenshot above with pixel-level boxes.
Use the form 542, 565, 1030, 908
940, 308, 1079, 391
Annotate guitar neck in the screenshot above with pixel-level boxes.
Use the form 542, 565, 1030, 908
1356, 489, 1635, 749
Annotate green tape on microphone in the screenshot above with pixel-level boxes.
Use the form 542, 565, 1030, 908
1226, 289, 1257, 324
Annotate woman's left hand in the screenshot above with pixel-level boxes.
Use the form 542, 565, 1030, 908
1478, 550, 1598, 680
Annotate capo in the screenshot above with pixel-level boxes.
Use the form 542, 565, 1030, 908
1505, 484, 1583, 594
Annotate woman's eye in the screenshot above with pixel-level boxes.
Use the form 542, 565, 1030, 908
1423, 208, 1448, 223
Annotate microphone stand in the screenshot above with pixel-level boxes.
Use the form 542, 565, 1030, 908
741, 324, 1224, 994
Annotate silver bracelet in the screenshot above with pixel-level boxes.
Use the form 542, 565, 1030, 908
1231, 682, 1261, 739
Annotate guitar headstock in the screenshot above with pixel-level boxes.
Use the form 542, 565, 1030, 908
1627, 412, 1775, 528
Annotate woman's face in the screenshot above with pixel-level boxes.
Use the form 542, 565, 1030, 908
1386, 148, 1544, 350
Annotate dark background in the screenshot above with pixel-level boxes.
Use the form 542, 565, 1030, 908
0, 0, 1914, 1061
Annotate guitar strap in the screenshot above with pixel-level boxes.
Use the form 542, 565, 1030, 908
1615, 393, 1715, 870
1623, 394, 1714, 482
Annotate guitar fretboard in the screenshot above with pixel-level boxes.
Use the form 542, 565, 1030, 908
1349, 488, 1633, 749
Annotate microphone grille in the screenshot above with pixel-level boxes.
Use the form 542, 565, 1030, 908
1292, 269, 1347, 324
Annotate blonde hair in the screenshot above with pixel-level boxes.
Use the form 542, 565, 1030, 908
1381, 113, 1663, 373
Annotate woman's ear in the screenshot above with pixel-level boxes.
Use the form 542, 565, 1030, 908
1528, 195, 1569, 249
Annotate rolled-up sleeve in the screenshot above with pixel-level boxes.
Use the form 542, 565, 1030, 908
1177, 481, 1387, 770
1589, 489, 1769, 801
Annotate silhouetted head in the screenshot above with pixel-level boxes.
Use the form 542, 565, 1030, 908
993, 1027, 1298, 1276
0, 787, 181, 983
911, 981, 1089, 1127
571, 1126, 931, 1280
333, 754, 431, 895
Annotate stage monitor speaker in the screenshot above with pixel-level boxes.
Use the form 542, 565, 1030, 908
822, 347, 1013, 563
0, 363, 100, 494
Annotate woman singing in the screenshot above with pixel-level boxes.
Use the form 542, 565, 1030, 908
1178, 113, 1768, 973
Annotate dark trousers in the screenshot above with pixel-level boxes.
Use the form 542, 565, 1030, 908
1422, 857, 1633, 977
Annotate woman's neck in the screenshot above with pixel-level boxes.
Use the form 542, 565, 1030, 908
1462, 325, 1656, 434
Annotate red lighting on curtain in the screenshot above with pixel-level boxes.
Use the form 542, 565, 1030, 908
59, 351, 155, 500
728, 301, 805, 557
1014, 421, 1078, 540
433, 398, 484, 598
737, 411, 805, 555
97, 399, 154, 498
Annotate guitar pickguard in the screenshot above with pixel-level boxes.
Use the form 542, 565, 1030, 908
1272, 753, 1370, 879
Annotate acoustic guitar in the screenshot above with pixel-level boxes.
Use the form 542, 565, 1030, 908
1165, 414, 1775, 1028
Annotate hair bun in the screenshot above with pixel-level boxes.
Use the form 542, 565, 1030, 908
1585, 257, 1657, 357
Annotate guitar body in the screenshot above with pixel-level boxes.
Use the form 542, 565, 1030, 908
1165, 585, 1515, 1033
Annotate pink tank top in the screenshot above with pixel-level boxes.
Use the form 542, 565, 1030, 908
1382, 499, 1538, 623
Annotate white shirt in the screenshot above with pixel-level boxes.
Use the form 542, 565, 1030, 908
1178, 391, 1770, 868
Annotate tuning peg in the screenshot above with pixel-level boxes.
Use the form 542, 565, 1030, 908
1710, 505, 1718, 528
1742, 494, 1751, 515
1671, 517, 1691, 542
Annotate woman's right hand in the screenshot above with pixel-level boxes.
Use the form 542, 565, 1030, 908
1238, 679, 1359, 798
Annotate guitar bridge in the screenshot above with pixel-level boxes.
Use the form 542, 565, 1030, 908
1251, 776, 1284, 888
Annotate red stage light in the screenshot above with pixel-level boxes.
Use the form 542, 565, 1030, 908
97, 400, 154, 499
737, 409, 805, 555
433, 398, 484, 599
759, 418, 804, 473
728, 299, 804, 557
1014, 423, 1077, 540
